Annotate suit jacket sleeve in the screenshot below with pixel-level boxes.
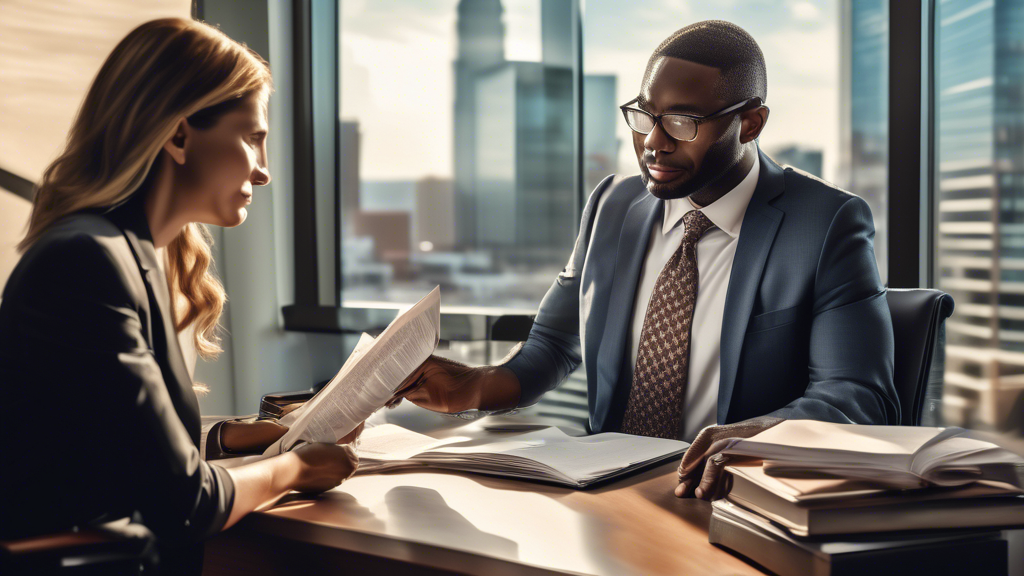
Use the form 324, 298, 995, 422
766, 195, 900, 425
23, 234, 235, 543
504, 177, 611, 407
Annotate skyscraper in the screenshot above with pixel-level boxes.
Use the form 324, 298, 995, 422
453, 0, 505, 249
935, 0, 1024, 430
841, 0, 888, 280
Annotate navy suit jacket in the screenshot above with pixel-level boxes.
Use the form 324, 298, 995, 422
505, 147, 899, 434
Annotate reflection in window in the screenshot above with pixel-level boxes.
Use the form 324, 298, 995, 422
935, 0, 1024, 434
340, 0, 576, 310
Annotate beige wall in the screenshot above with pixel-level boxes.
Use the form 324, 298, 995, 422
0, 189, 31, 292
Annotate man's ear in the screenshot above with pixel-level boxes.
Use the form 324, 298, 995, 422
739, 107, 769, 144
163, 118, 189, 165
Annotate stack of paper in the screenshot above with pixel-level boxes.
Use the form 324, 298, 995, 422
355, 423, 689, 488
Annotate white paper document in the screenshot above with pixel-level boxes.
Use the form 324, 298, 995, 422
263, 287, 441, 456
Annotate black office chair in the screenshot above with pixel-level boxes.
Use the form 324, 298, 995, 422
0, 520, 157, 575
886, 288, 955, 426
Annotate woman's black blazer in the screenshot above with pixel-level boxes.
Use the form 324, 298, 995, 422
0, 195, 234, 569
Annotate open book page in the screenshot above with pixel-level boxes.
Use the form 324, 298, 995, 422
264, 287, 441, 456
354, 423, 688, 485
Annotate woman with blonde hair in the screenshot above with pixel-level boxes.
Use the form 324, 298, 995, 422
0, 18, 359, 573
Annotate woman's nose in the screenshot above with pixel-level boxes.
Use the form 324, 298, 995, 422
251, 164, 271, 186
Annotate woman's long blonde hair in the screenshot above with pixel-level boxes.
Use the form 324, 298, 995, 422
19, 18, 272, 364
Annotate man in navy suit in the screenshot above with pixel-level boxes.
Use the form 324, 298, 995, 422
399, 21, 897, 499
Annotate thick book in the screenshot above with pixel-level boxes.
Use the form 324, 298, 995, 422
722, 462, 1024, 537
709, 499, 1008, 576
353, 423, 689, 488
719, 419, 1024, 489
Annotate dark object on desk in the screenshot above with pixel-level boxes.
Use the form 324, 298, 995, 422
709, 499, 1008, 576
258, 379, 330, 420
0, 520, 157, 575
886, 288, 954, 426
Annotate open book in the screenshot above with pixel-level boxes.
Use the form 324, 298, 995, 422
352, 423, 689, 488
263, 287, 441, 456
719, 420, 1024, 489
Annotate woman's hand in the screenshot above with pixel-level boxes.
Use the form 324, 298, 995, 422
289, 442, 359, 493
221, 419, 289, 453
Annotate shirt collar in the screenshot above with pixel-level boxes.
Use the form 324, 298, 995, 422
662, 150, 760, 238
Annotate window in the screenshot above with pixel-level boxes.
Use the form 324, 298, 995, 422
339, 0, 578, 311
933, 0, 1024, 433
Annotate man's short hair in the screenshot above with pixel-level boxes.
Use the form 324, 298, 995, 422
644, 20, 767, 105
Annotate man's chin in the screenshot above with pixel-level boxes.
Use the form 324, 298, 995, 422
642, 171, 695, 200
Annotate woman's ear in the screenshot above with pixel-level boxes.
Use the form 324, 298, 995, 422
163, 118, 189, 165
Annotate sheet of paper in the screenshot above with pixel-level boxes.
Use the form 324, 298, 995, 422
264, 287, 441, 456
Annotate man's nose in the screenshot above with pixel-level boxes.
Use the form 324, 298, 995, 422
644, 122, 676, 154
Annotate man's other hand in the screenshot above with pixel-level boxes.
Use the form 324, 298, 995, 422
674, 416, 784, 500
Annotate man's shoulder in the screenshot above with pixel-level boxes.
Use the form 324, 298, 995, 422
775, 163, 872, 219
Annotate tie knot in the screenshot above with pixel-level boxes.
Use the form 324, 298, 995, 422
682, 210, 716, 241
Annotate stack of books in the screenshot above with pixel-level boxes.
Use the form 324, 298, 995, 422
708, 420, 1024, 576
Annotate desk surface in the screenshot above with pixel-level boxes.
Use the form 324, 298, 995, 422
206, 405, 765, 575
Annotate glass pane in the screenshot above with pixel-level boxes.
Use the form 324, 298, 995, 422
582, 0, 888, 283
339, 0, 576, 310
934, 0, 1024, 436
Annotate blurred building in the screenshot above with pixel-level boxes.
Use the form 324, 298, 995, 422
583, 74, 619, 195
841, 0, 889, 280
453, 0, 576, 259
415, 177, 456, 253
453, 0, 505, 249
340, 120, 361, 237
769, 145, 824, 179
353, 211, 412, 279
935, 0, 1024, 431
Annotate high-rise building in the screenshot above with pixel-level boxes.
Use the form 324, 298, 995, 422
841, 0, 889, 280
339, 120, 361, 237
453, 0, 505, 249
935, 0, 1024, 430
583, 74, 619, 195
415, 177, 456, 252
472, 61, 575, 251
452, 0, 576, 258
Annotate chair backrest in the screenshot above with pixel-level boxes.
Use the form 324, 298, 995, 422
886, 288, 955, 426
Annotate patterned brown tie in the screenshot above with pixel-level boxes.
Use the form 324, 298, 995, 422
621, 209, 717, 439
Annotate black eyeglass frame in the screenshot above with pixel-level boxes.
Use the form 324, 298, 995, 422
619, 96, 766, 142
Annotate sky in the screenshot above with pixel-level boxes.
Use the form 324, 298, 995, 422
341, 0, 841, 183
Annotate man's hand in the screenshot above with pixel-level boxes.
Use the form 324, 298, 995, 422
388, 355, 521, 413
674, 416, 784, 500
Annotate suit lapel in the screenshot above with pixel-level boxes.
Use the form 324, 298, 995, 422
718, 149, 786, 423
594, 190, 662, 431
118, 214, 202, 439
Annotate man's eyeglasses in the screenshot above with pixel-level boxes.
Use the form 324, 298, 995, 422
619, 97, 763, 142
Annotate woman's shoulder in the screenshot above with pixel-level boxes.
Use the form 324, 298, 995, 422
4, 213, 144, 305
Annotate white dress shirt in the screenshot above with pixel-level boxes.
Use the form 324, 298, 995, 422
627, 152, 760, 442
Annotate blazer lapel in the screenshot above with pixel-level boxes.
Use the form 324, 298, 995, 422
118, 216, 202, 439
718, 149, 786, 423
593, 190, 662, 431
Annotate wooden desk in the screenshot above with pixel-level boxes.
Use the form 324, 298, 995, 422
204, 406, 766, 575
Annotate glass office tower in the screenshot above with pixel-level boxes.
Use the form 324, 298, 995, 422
842, 0, 889, 282
935, 0, 1024, 431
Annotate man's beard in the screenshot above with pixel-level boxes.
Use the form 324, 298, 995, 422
640, 126, 745, 200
